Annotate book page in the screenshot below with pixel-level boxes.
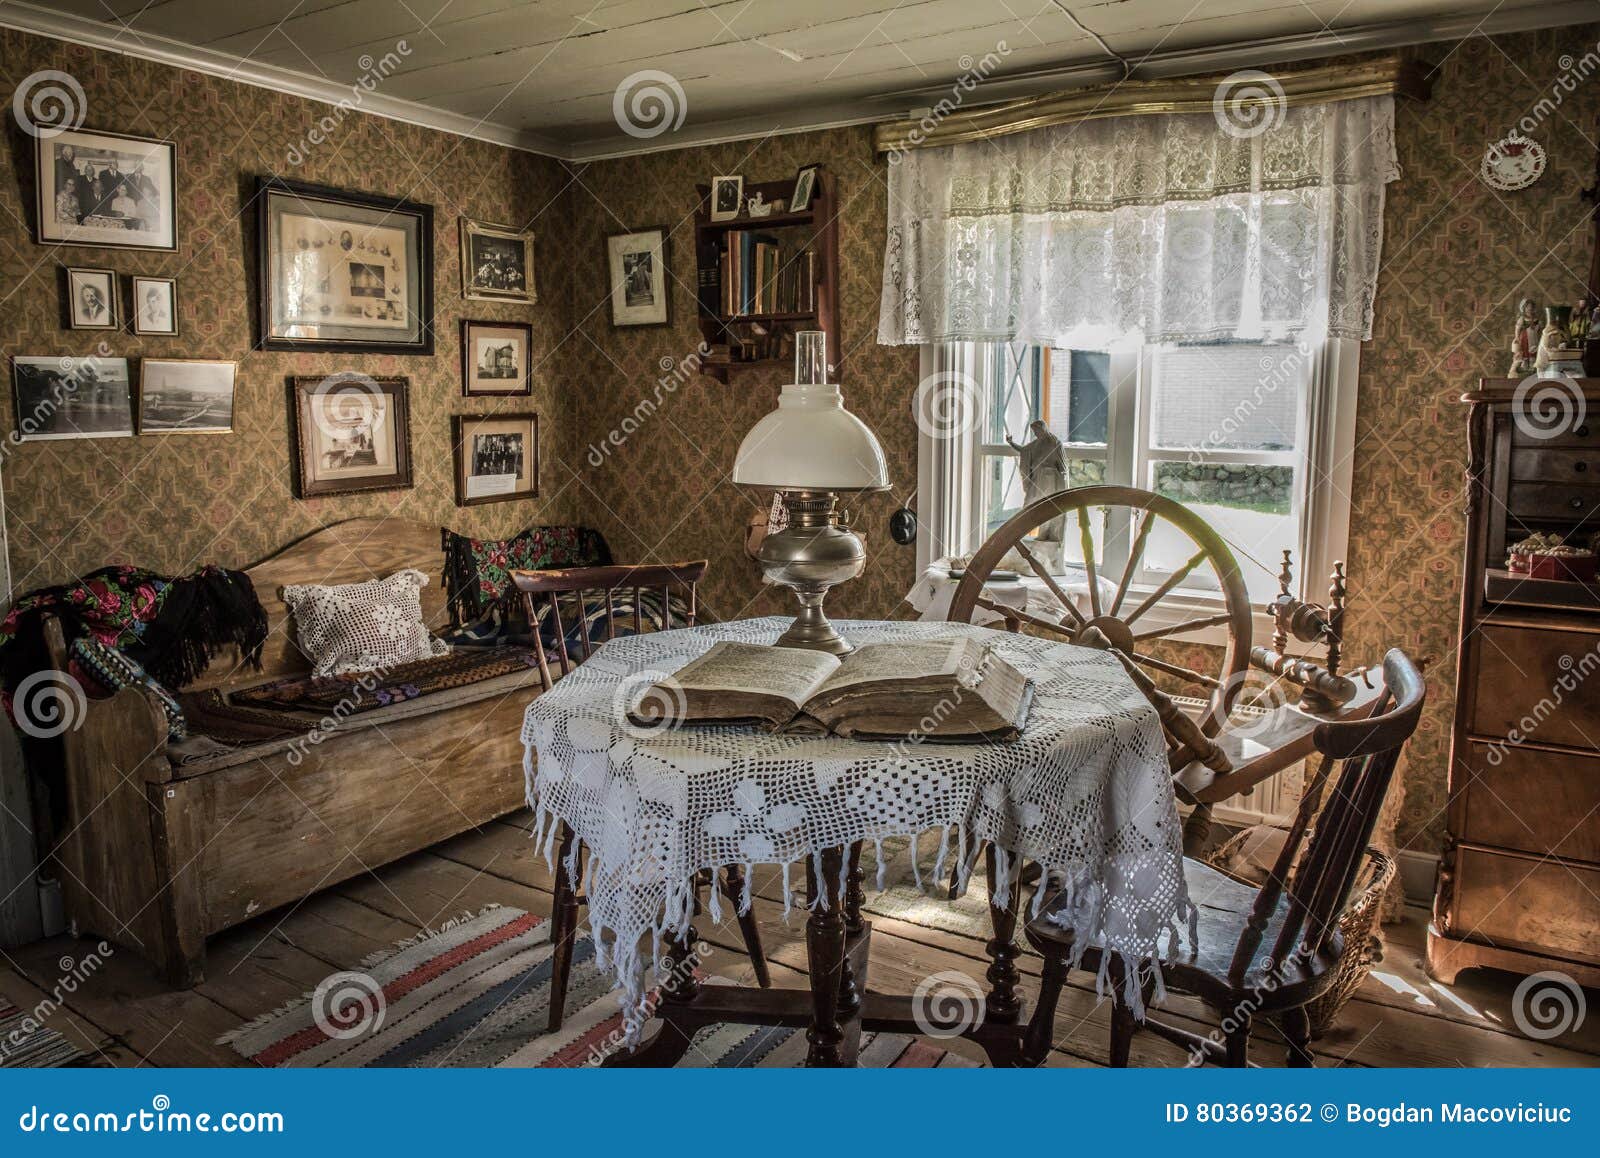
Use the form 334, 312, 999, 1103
810, 637, 981, 699
664, 641, 840, 707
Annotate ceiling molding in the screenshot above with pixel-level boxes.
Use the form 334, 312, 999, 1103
0, 0, 567, 157
2, 0, 1596, 163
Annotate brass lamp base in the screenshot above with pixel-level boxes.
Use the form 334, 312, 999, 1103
757, 492, 865, 656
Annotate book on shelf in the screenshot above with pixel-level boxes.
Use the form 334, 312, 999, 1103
628, 637, 1034, 742
707, 231, 818, 320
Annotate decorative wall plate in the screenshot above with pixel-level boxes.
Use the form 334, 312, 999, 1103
1480, 133, 1547, 191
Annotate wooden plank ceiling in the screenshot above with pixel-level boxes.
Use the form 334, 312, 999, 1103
28, 0, 1559, 154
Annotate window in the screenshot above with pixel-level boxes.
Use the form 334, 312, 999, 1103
931, 335, 1357, 623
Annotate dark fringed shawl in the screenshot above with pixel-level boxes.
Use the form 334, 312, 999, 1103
440, 525, 612, 626
0, 563, 268, 731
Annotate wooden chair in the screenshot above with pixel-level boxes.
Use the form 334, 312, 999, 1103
1019, 648, 1425, 1067
509, 561, 771, 1031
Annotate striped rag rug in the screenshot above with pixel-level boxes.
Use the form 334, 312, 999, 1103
1, 1002, 89, 1067
220, 906, 980, 1068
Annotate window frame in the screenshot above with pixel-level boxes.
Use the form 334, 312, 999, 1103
918, 336, 1358, 651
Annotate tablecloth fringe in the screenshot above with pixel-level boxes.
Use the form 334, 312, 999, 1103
525, 785, 1195, 1048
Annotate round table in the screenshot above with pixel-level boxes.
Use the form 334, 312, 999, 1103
521, 617, 1192, 1066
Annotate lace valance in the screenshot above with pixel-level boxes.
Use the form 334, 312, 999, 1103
878, 95, 1399, 345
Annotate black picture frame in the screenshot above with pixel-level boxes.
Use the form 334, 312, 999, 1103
289, 375, 415, 498
256, 176, 435, 355
34, 126, 178, 252
452, 412, 539, 507
460, 318, 534, 396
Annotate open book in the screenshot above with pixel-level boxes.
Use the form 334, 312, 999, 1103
629, 637, 1034, 742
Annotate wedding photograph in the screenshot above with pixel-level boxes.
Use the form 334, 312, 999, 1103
710, 174, 743, 221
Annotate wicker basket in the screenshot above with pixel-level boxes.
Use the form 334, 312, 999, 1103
1205, 827, 1395, 1038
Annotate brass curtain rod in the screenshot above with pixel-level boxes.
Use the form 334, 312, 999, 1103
872, 52, 1432, 156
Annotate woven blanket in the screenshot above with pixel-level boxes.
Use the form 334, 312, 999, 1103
229, 647, 541, 715
219, 906, 980, 1068
442, 526, 611, 625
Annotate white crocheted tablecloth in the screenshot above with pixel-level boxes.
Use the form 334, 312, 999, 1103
520, 617, 1193, 1040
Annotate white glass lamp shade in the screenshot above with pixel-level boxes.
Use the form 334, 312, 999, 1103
733, 382, 889, 490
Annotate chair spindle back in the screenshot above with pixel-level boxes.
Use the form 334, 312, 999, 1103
511, 561, 708, 691
1225, 649, 1425, 982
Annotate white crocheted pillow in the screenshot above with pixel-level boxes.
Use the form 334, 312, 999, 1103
282, 568, 449, 676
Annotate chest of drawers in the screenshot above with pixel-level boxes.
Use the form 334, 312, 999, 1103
1429, 380, 1600, 985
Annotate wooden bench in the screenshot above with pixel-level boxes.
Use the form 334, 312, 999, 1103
45, 517, 535, 986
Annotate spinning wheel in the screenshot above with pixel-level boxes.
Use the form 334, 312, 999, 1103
947, 485, 1254, 740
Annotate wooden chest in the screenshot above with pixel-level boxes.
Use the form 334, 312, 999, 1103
1430, 381, 1600, 985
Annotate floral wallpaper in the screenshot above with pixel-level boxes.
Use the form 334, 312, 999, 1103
5, 23, 1599, 857
0, 28, 581, 601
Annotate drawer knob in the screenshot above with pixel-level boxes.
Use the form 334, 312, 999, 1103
1579, 424, 1592, 438
1578, 461, 1590, 472
1573, 497, 1585, 510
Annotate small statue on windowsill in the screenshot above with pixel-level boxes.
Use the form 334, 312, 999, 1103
1008, 420, 1068, 565
1509, 297, 1540, 376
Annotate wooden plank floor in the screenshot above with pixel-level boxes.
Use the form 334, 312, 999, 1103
3, 809, 1596, 1068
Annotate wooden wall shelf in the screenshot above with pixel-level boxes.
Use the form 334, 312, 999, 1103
694, 168, 840, 384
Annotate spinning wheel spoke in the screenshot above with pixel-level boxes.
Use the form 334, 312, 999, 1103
1131, 651, 1221, 691
1132, 612, 1238, 642
1109, 509, 1155, 618
1013, 539, 1087, 628
977, 598, 1078, 642
948, 485, 1251, 749
1124, 550, 1210, 626
1078, 513, 1102, 618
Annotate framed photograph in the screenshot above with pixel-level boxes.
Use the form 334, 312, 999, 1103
710, 175, 743, 222
137, 358, 235, 434
460, 218, 536, 303
34, 127, 177, 251
452, 413, 538, 506
11, 355, 133, 440
790, 163, 820, 213
64, 267, 118, 330
131, 276, 178, 336
289, 375, 414, 498
460, 319, 532, 396
257, 177, 434, 354
606, 227, 671, 327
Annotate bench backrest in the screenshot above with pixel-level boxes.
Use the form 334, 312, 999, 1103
188, 517, 447, 691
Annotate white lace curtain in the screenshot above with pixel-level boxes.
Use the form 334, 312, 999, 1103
878, 95, 1399, 346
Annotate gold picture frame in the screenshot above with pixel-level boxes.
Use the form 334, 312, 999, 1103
460, 218, 536, 303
